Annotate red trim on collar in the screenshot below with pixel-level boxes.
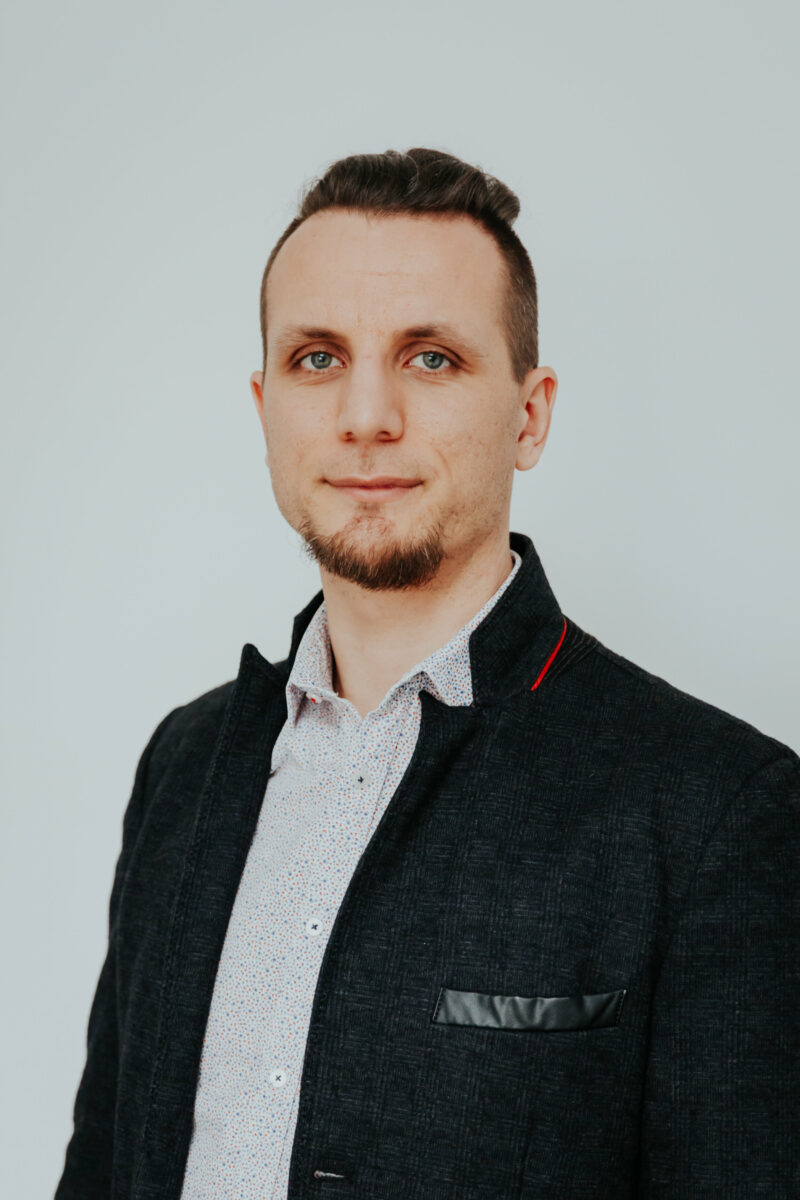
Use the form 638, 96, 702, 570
530, 616, 567, 691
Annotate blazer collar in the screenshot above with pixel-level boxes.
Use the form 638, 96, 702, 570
240, 529, 566, 709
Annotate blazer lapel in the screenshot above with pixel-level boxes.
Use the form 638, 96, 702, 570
134, 645, 288, 1195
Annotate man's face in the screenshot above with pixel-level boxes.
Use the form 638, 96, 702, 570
251, 209, 555, 591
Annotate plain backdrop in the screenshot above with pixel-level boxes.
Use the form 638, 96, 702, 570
1, 0, 798, 1194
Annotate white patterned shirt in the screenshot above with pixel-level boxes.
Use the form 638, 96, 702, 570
179, 549, 522, 1199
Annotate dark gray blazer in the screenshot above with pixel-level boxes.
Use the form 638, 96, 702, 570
54, 530, 799, 1199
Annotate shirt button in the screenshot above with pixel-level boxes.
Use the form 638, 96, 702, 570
268, 1067, 289, 1088
308, 692, 320, 704
304, 916, 323, 937
354, 770, 369, 788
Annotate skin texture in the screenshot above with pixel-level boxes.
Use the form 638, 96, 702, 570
250, 209, 558, 718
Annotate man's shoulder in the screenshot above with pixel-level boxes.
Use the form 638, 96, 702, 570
565, 620, 798, 782
139, 677, 237, 782
142, 641, 294, 766
163, 674, 239, 732
143, 655, 285, 781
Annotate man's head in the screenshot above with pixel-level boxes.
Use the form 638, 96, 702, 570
250, 147, 557, 591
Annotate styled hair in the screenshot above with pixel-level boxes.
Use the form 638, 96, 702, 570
258, 147, 538, 385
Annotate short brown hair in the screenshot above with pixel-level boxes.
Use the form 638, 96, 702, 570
258, 147, 538, 385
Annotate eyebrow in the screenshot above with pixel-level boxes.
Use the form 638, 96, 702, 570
271, 322, 487, 362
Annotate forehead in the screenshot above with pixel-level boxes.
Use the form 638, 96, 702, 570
265, 209, 507, 341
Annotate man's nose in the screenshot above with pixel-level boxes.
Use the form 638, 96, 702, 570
334, 360, 404, 442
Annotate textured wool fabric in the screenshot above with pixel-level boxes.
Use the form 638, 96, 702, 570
178, 551, 521, 1198
54, 530, 800, 1199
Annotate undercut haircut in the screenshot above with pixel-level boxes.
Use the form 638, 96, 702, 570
258, 147, 539, 385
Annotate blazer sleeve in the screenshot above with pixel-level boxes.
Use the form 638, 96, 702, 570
53, 705, 181, 1200
638, 750, 800, 1198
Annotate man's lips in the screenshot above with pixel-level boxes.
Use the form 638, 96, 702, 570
327, 478, 422, 502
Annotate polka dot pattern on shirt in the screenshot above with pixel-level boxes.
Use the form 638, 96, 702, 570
179, 549, 522, 1200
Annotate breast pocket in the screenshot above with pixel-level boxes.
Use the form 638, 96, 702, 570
431, 985, 627, 1032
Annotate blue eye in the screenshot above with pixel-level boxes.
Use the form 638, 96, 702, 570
411, 351, 452, 372
298, 351, 340, 371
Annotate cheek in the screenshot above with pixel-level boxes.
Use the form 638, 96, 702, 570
455, 418, 510, 470
266, 408, 316, 464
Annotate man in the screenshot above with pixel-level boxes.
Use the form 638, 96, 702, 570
55, 147, 798, 1199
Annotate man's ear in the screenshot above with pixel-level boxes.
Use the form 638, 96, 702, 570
250, 371, 269, 467
250, 370, 264, 417
515, 366, 558, 472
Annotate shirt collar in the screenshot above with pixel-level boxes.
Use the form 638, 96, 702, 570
285, 549, 522, 724
244, 530, 567, 710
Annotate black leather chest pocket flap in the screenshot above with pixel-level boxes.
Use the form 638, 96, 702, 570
431, 986, 627, 1032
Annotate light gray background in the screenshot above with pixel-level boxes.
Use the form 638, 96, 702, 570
1, 0, 798, 1193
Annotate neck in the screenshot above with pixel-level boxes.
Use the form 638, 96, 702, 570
321, 533, 515, 720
